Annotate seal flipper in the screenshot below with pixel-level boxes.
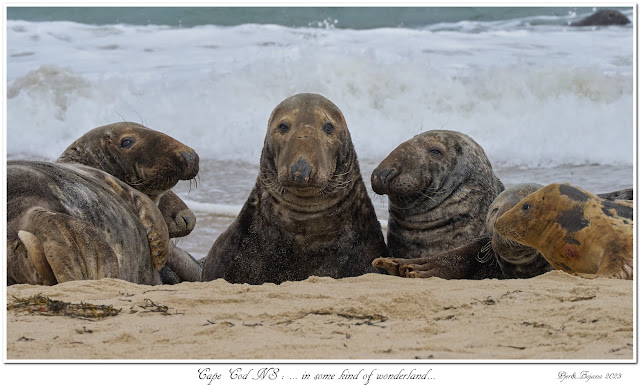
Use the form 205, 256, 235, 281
7, 234, 48, 285
17, 208, 120, 283
158, 190, 196, 238
372, 257, 402, 276
127, 190, 170, 271
374, 237, 503, 279
166, 243, 202, 283
17, 230, 57, 286
88, 162, 170, 271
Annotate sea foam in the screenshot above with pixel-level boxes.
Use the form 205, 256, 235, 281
7, 20, 633, 168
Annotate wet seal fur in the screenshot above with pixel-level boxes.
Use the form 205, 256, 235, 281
57, 122, 202, 283
8, 122, 201, 285
494, 183, 633, 280
371, 130, 504, 279
7, 161, 169, 285
57, 122, 199, 238
570, 9, 631, 26
201, 93, 388, 284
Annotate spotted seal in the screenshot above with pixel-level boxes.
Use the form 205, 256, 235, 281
201, 93, 388, 284
371, 130, 504, 279
375, 183, 632, 279
494, 183, 633, 280
483, 183, 553, 278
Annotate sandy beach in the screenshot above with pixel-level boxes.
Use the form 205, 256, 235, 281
5, 270, 633, 361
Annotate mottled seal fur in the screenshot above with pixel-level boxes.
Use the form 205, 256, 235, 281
570, 9, 631, 26
201, 93, 388, 284
371, 130, 504, 279
494, 183, 633, 280
375, 183, 633, 280
484, 183, 553, 278
8, 122, 202, 285
57, 122, 202, 283
7, 161, 169, 285
57, 122, 199, 237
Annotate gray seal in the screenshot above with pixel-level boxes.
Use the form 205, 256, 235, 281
8, 122, 202, 285
490, 185, 633, 279
495, 183, 633, 280
485, 183, 552, 278
7, 161, 169, 285
57, 122, 199, 238
371, 130, 504, 279
201, 93, 388, 284
375, 183, 633, 280
57, 122, 203, 283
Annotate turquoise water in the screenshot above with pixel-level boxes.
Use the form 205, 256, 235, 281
7, 6, 632, 29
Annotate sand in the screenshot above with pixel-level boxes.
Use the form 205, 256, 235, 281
5, 270, 634, 361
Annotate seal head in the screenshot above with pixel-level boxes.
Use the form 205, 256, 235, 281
485, 183, 553, 278
495, 183, 633, 279
57, 122, 199, 201
371, 130, 504, 259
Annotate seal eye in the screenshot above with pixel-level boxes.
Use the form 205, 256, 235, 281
278, 123, 290, 134
120, 138, 135, 148
429, 148, 442, 157
323, 123, 335, 134
522, 203, 531, 211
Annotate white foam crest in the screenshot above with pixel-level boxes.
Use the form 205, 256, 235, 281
182, 199, 242, 218
7, 21, 633, 168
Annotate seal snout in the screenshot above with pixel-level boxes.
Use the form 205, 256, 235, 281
371, 166, 398, 194
290, 158, 313, 186
178, 149, 200, 180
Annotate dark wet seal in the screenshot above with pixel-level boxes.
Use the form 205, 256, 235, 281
602, 201, 633, 220
370, 129, 505, 280
598, 188, 633, 201
201, 93, 388, 284
558, 184, 590, 203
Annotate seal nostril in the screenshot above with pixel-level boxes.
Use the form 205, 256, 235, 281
291, 158, 312, 185
371, 167, 399, 194
179, 150, 199, 179
377, 167, 397, 184
180, 151, 192, 163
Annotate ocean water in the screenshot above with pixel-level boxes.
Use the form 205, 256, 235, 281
5, 6, 635, 258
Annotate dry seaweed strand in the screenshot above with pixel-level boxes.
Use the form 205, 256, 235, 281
274, 310, 388, 328
8, 294, 120, 320
139, 298, 172, 315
